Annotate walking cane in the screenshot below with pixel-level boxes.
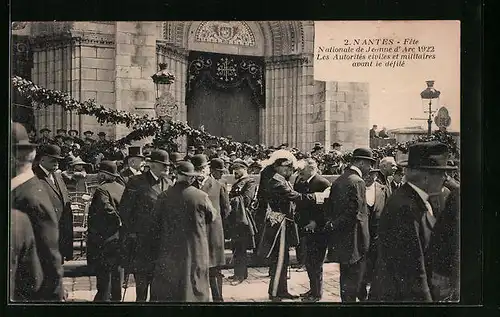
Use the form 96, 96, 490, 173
121, 238, 137, 302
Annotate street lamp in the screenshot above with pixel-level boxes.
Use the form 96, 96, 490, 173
420, 80, 441, 136
151, 63, 177, 131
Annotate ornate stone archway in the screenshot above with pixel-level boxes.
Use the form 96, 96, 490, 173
157, 21, 319, 149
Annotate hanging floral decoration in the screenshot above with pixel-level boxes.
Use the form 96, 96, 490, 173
12, 76, 459, 164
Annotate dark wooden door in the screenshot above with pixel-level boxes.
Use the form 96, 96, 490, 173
187, 83, 259, 144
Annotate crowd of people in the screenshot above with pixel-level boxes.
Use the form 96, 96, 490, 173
24, 127, 349, 178
11, 121, 460, 303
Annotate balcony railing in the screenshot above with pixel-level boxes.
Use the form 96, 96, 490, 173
370, 137, 397, 149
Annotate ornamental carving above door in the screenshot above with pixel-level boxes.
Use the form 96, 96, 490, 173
195, 21, 256, 47
187, 50, 265, 107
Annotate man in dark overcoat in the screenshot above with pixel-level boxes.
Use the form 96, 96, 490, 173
32, 144, 74, 263
87, 161, 125, 302
428, 176, 460, 301
119, 150, 171, 301
150, 162, 217, 302
359, 169, 388, 300
227, 159, 258, 285
11, 122, 65, 301
369, 142, 457, 302
191, 154, 230, 302
324, 148, 375, 302
120, 146, 145, 184
293, 158, 331, 302
10, 208, 43, 302
257, 150, 318, 301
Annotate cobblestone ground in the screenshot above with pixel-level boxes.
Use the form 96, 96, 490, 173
65, 263, 341, 302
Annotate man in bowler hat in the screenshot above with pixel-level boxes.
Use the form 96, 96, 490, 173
324, 148, 374, 302
119, 150, 171, 301
32, 144, 74, 264
369, 141, 457, 302
191, 154, 230, 302
10, 122, 46, 301
11, 123, 67, 301
87, 161, 126, 302
149, 162, 216, 302
168, 152, 183, 184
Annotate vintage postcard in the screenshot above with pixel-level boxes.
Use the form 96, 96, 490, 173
10, 20, 462, 304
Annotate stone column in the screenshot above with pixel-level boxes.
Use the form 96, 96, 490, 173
115, 22, 157, 145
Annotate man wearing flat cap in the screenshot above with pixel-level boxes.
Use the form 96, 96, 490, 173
227, 159, 258, 285
32, 144, 74, 264
324, 148, 375, 302
191, 154, 230, 302
257, 150, 320, 301
119, 149, 171, 301
11, 122, 63, 301
369, 141, 457, 302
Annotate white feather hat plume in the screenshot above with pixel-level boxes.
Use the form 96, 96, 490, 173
261, 149, 299, 169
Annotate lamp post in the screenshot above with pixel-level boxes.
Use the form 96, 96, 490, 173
151, 63, 177, 132
420, 80, 441, 136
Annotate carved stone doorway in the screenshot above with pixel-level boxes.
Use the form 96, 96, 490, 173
186, 50, 265, 145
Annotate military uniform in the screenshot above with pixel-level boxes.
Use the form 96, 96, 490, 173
258, 172, 316, 300
228, 175, 258, 281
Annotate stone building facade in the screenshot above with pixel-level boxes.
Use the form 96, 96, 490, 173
11, 21, 370, 152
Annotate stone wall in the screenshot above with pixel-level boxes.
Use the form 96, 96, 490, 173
325, 82, 370, 152
114, 22, 158, 145
30, 22, 117, 137
72, 22, 116, 137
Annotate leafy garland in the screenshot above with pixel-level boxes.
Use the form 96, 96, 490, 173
12, 76, 460, 163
